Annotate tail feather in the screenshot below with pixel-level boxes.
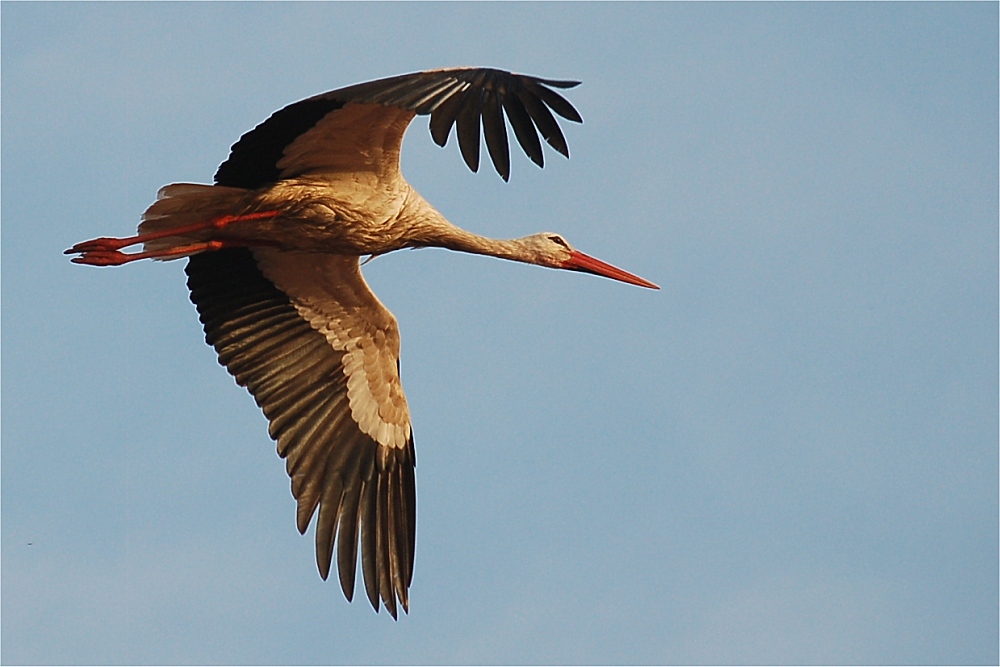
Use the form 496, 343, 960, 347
139, 183, 247, 257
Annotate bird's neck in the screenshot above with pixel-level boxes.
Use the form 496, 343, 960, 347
423, 225, 524, 262
401, 191, 525, 262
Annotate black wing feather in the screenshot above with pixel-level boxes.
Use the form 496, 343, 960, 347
517, 87, 571, 159
524, 79, 584, 123
456, 85, 483, 173
429, 88, 467, 147
502, 92, 544, 168
482, 88, 511, 181
336, 464, 364, 601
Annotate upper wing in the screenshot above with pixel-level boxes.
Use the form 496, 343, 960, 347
186, 247, 415, 619
213, 67, 583, 187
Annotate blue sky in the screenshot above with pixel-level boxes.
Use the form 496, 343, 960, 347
2, 3, 997, 664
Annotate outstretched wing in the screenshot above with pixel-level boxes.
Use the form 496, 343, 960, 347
214, 67, 583, 186
186, 248, 415, 619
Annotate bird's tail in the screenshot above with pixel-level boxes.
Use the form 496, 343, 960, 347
138, 183, 248, 258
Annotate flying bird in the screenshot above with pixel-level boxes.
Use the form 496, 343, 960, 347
66, 67, 658, 618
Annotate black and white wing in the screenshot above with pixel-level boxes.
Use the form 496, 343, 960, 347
214, 66, 583, 186
187, 248, 415, 618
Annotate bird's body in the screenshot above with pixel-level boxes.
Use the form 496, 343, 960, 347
142, 178, 426, 256
68, 67, 656, 619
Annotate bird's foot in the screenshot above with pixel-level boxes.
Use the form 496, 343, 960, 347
65, 236, 134, 254
68, 240, 236, 265
69, 247, 138, 266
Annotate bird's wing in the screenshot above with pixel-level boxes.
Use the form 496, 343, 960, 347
186, 247, 415, 619
213, 67, 583, 186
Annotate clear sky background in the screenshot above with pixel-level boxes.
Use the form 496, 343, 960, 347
2, 3, 997, 665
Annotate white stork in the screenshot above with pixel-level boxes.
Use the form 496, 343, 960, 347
67, 67, 658, 618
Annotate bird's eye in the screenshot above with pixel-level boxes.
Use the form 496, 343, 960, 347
548, 235, 569, 248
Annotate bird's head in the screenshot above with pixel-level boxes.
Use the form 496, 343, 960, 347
518, 232, 659, 289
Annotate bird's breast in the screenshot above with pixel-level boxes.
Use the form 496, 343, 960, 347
251, 177, 412, 255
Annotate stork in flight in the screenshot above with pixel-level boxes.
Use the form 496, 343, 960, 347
66, 67, 658, 619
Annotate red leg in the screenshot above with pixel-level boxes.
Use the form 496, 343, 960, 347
70, 239, 246, 266
65, 210, 281, 256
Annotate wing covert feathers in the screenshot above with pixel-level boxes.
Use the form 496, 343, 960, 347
214, 67, 582, 187
185, 248, 415, 618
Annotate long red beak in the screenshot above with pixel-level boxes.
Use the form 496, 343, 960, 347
563, 250, 659, 289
